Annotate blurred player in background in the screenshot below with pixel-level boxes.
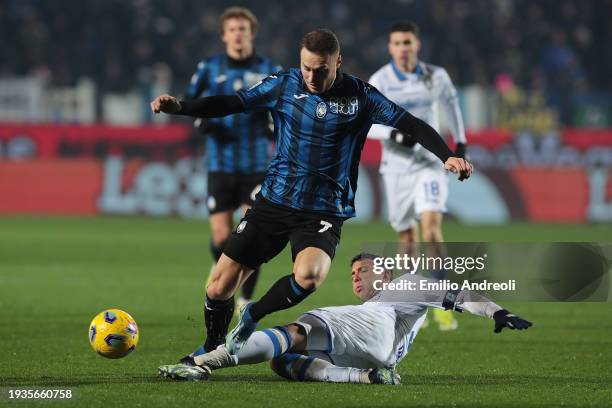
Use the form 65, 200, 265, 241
368, 22, 468, 331
184, 6, 281, 354
159, 253, 531, 383
151, 28, 473, 365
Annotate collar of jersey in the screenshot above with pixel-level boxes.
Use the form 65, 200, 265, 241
225, 52, 257, 68
391, 60, 423, 81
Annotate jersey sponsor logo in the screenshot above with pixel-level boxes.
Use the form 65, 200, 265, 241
236, 220, 247, 233
214, 75, 228, 84
293, 93, 309, 99
328, 96, 358, 116
316, 102, 328, 119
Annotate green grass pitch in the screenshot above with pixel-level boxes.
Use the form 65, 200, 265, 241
1, 216, 611, 407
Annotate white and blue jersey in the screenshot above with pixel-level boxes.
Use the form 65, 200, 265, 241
187, 54, 281, 173
368, 60, 466, 173
236, 68, 407, 218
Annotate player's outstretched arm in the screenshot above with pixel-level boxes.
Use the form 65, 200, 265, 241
375, 275, 531, 333
150, 94, 245, 118
454, 290, 533, 333
394, 113, 473, 181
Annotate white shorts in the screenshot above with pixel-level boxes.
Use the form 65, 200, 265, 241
295, 305, 421, 369
382, 167, 448, 232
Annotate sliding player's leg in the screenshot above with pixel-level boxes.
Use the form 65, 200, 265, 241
162, 312, 354, 382
274, 309, 428, 385
270, 353, 400, 385
269, 314, 401, 385
160, 323, 305, 381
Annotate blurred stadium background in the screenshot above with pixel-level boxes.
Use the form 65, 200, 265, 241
0, 0, 611, 224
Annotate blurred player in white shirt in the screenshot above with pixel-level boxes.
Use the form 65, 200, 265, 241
368, 22, 467, 330
158, 253, 532, 384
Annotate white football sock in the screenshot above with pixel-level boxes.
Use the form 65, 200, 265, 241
235, 328, 292, 365
280, 354, 370, 383
303, 357, 370, 383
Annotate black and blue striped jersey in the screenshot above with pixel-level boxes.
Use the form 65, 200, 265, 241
187, 53, 281, 173
236, 68, 407, 218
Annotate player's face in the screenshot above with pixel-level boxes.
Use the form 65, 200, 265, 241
351, 259, 381, 301
221, 18, 254, 52
300, 48, 341, 94
388, 31, 420, 68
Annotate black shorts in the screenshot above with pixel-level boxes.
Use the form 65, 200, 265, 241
207, 172, 266, 214
224, 194, 343, 269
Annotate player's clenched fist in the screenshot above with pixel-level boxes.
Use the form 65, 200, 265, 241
444, 157, 473, 181
150, 94, 182, 114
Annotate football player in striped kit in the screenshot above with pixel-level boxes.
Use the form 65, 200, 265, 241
184, 7, 281, 357
368, 22, 468, 331
151, 29, 473, 365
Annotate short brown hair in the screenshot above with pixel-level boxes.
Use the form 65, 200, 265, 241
218, 7, 258, 36
299, 29, 340, 55
350, 253, 380, 266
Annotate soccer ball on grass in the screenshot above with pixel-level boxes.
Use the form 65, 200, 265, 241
88, 309, 139, 359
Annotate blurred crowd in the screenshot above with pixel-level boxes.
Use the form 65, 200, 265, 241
1, 0, 611, 105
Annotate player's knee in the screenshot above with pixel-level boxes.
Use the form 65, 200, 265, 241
206, 257, 242, 299
285, 323, 307, 351
206, 280, 230, 300
420, 214, 443, 243
421, 223, 443, 242
293, 265, 327, 290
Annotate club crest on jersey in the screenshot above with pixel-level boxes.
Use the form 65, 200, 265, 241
328, 96, 359, 115
236, 220, 247, 234
316, 102, 328, 119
